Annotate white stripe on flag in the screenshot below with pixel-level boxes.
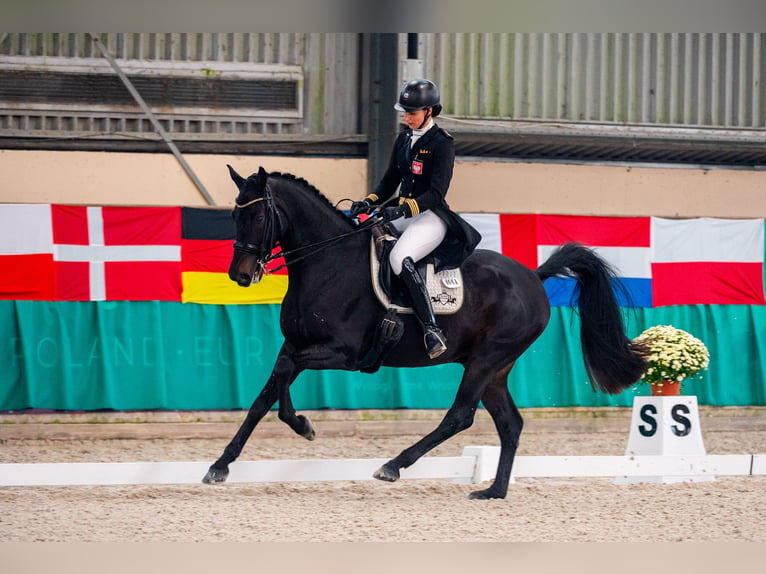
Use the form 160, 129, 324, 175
459, 213, 502, 253
90, 261, 106, 301
87, 206, 104, 245
55, 244, 181, 262
539, 245, 652, 278
652, 217, 765, 263
0, 204, 53, 255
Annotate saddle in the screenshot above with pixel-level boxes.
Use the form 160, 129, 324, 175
369, 224, 465, 315
356, 224, 465, 374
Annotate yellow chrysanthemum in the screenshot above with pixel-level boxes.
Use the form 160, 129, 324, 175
633, 325, 710, 386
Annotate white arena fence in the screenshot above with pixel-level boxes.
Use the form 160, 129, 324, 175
1, 447, 765, 487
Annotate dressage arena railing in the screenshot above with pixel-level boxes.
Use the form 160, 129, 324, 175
1, 447, 765, 486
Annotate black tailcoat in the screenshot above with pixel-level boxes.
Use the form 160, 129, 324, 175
371, 124, 481, 272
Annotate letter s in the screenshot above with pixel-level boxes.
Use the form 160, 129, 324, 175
671, 404, 692, 437
639, 404, 658, 437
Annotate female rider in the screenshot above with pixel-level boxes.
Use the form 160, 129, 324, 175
350, 78, 480, 360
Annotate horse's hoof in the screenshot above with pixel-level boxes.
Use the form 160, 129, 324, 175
202, 466, 229, 484
467, 486, 506, 500
373, 462, 400, 482
297, 415, 316, 441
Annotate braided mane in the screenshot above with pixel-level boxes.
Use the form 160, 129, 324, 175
269, 171, 343, 216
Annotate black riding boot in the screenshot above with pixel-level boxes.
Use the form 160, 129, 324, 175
399, 257, 447, 359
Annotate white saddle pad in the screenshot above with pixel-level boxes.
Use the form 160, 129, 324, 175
369, 238, 464, 315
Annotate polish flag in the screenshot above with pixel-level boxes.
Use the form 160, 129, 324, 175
651, 217, 765, 306
52, 206, 182, 301
0, 204, 55, 300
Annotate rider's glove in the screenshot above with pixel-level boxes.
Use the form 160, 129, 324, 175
350, 199, 373, 217
379, 205, 406, 222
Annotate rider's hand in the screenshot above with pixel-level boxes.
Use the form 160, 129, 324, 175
380, 206, 406, 222
350, 199, 373, 217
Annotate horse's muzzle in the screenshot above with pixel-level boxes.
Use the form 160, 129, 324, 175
229, 258, 264, 287
237, 265, 263, 287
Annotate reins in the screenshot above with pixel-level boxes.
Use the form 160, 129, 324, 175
265, 215, 384, 273
234, 189, 384, 274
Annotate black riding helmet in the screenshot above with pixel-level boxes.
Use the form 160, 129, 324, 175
394, 78, 443, 117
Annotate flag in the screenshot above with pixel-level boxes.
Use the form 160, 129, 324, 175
460, 213, 503, 253
496, 214, 652, 307
52, 206, 182, 301
651, 217, 766, 306
2, 205, 765, 307
494, 214, 766, 307
181, 207, 288, 304
0, 204, 55, 300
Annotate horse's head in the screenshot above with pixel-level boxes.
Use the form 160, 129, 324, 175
227, 165, 283, 287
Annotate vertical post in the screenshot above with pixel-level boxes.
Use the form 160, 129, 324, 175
365, 33, 399, 195
407, 33, 419, 59
403, 33, 424, 87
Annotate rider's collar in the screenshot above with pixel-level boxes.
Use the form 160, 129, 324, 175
411, 120, 434, 140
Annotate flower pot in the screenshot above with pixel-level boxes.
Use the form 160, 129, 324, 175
650, 380, 681, 396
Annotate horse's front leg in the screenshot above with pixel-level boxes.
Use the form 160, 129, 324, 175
277, 343, 351, 441
277, 353, 314, 441
202, 349, 299, 484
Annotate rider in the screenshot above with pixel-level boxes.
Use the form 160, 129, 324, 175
350, 78, 481, 360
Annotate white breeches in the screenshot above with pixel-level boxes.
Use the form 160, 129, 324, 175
389, 210, 448, 275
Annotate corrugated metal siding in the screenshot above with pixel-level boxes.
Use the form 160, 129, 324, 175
415, 33, 765, 128
0, 33, 307, 65
0, 33, 360, 136
2, 33, 763, 163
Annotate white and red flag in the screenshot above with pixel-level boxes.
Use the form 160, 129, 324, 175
51, 206, 182, 301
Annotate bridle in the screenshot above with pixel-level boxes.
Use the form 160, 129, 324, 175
232, 183, 283, 275
232, 183, 383, 275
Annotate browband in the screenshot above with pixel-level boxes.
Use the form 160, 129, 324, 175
234, 197, 265, 209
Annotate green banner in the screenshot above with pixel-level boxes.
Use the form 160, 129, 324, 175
1, 300, 764, 411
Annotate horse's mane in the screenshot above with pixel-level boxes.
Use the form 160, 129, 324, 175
269, 171, 347, 219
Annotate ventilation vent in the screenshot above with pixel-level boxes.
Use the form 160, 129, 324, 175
0, 70, 298, 111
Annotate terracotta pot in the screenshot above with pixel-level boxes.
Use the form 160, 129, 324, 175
650, 380, 682, 396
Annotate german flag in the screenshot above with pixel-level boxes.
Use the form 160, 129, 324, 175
181, 207, 288, 304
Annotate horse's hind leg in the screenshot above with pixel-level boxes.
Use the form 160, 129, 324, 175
468, 370, 523, 500
373, 364, 490, 483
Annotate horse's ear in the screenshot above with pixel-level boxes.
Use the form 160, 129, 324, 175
227, 164, 245, 188
257, 166, 268, 188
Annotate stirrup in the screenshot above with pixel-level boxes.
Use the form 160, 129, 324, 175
424, 328, 447, 359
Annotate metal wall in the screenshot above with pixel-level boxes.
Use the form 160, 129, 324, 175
1, 33, 764, 152
0, 33, 361, 138
414, 33, 764, 128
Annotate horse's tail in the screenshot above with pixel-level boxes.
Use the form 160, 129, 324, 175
535, 242, 649, 394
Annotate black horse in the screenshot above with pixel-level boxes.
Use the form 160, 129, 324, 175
202, 166, 648, 499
